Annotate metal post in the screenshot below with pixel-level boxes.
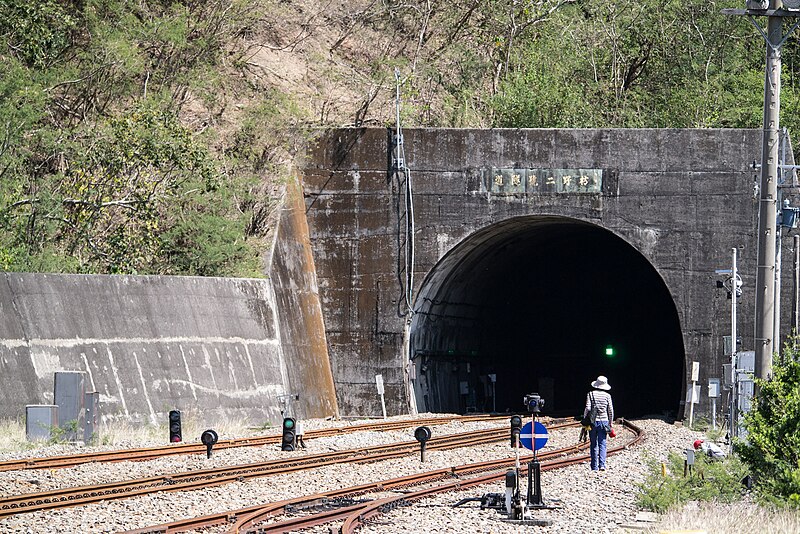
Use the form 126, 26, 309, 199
525, 413, 543, 508
775, 128, 790, 354
775, 227, 782, 353
731, 248, 738, 441
712, 397, 717, 431
794, 234, 800, 339
491, 375, 497, 413
754, 3, 783, 383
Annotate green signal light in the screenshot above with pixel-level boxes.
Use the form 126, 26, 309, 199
605, 345, 615, 357
283, 419, 295, 429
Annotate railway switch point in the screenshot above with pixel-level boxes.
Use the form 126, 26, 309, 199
452, 492, 512, 512
501, 518, 554, 527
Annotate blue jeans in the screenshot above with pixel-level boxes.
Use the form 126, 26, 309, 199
590, 421, 609, 470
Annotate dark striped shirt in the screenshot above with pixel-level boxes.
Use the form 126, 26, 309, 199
584, 390, 614, 422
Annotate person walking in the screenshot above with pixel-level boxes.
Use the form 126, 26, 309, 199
583, 375, 614, 471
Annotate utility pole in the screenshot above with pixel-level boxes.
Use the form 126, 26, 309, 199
724, 2, 800, 382
754, 2, 782, 382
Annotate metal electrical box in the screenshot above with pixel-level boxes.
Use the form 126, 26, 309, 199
26, 405, 58, 441
722, 364, 734, 388
54, 371, 87, 442
708, 378, 720, 399
737, 351, 755, 372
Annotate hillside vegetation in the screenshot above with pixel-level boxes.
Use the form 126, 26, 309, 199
1, 0, 798, 275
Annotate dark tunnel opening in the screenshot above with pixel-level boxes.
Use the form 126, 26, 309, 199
410, 216, 684, 420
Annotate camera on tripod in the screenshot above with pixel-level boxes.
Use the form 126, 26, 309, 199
523, 393, 545, 414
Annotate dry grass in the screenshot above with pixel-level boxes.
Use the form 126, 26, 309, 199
97, 414, 258, 447
647, 500, 800, 534
0, 414, 261, 453
0, 418, 31, 452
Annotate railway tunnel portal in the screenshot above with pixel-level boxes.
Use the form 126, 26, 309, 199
410, 216, 684, 418
301, 127, 797, 422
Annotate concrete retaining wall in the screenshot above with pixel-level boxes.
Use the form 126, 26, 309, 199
0, 179, 338, 426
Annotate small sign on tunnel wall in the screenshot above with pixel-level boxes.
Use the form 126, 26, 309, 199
484, 168, 603, 194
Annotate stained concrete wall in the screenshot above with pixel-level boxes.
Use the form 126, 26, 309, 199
300, 127, 798, 419
271, 180, 339, 418
0, 181, 338, 425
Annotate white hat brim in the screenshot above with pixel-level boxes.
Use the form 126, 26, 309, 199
591, 381, 611, 390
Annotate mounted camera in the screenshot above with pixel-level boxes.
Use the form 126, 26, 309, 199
523, 392, 545, 414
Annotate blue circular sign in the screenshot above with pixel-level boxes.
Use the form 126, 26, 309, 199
519, 421, 549, 451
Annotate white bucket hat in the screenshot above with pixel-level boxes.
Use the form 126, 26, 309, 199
591, 375, 611, 391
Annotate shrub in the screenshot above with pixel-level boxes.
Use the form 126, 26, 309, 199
738, 349, 800, 507
637, 451, 748, 513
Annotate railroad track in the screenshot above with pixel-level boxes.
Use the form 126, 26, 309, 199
123, 419, 643, 534
0, 413, 508, 472
0, 419, 576, 519
339, 419, 644, 534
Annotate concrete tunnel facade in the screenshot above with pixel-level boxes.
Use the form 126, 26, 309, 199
301, 127, 799, 422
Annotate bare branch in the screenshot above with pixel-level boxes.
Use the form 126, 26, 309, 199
10, 198, 39, 208
62, 198, 142, 210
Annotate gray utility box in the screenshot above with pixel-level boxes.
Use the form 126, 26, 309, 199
26, 405, 58, 441
54, 371, 87, 442
84, 391, 99, 445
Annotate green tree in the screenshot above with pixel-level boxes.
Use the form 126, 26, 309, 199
491, 0, 767, 129
0, 0, 269, 276
0, 0, 78, 68
739, 348, 800, 507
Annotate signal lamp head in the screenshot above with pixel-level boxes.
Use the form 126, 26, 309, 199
281, 417, 297, 451
510, 415, 523, 429
201, 429, 219, 447
523, 393, 545, 414
168, 410, 182, 443
510, 415, 523, 447
414, 426, 432, 443
201, 429, 219, 458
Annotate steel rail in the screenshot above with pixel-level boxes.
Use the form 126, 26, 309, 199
236, 426, 609, 534
123, 444, 586, 534
121, 419, 608, 534
0, 420, 576, 519
339, 418, 644, 534
0, 414, 509, 473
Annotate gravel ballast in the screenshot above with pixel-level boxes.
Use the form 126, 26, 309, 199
0, 416, 707, 533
